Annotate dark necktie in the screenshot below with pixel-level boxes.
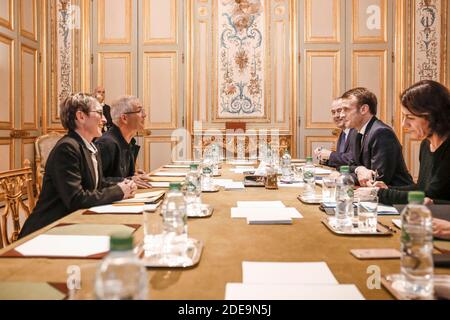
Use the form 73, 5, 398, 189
354, 133, 363, 163
338, 132, 346, 153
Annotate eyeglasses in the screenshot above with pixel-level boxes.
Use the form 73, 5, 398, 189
90, 110, 104, 117
124, 107, 146, 116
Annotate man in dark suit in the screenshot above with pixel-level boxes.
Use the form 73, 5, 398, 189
19, 93, 137, 238
341, 87, 413, 187
314, 98, 357, 169
94, 86, 113, 133
95, 96, 152, 188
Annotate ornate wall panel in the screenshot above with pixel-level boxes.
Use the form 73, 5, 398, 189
352, 50, 387, 121
20, 44, 38, 130
413, 0, 447, 83
20, 0, 37, 41
352, 0, 387, 43
20, 138, 35, 167
0, 0, 13, 30
305, 0, 340, 43
144, 0, 177, 44
305, 50, 340, 129
143, 52, 178, 129
0, 34, 13, 129
98, 0, 131, 44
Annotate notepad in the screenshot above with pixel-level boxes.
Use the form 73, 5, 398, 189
89, 205, 144, 214
225, 283, 365, 300
242, 262, 338, 285
151, 171, 187, 177
246, 213, 292, 225
149, 182, 170, 188
14, 234, 110, 257
224, 182, 245, 190
237, 201, 285, 208
115, 191, 165, 204
314, 168, 333, 175
231, 207, 303, 219
359, 203, 399, 215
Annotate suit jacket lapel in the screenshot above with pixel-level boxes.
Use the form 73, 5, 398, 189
80, 145, 96, 188
360, 117, 377, 164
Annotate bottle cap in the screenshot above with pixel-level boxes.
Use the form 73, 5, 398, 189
169, 183, 181, 190
408, 191, 425, 204
306, 156, 313, 162
203, 167, 212, 174
340, 166, 350, 173
190, 164, 198, 170
110, 232, 133, 251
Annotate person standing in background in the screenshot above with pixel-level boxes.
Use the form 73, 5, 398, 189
94, 86, 113, 133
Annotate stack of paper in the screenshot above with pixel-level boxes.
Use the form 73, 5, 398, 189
14, 234, 110, 258
359, 203, 399, 215
89, 204, 145, 214
231, 201, 303, 224
225, 262, 365, 300
314, 168, 333, 175
151, 171, 187, 177
114, 191, 165, 204
149, 182, 170, 188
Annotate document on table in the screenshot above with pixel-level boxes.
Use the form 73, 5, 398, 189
163, 164, 190, 168
278, 182, 305, 188
231, 207, 302, 219
242, 262, 338, 285
237, 201, 285, 208
314, 168, 333, 175
213, 179, 234, 187
114, 191, 165, 204
149, 182, 170, 188
89, 205, 144, 214
151, 171, 187, 177
225, 283, 364, 300
227, 160, 257, 165
14, 234, 110, 257
230, 167, 256, 174
246, 212, 292, 225
360, 203, 399, 215
224, 181, 245, 190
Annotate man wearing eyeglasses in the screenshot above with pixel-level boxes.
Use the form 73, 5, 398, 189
95, 95, 152, 188
94, 86, 113, 132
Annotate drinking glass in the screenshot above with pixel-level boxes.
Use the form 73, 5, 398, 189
322, 177, 336, 201
358, 195, 378, 232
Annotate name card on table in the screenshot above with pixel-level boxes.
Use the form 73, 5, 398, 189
231, 207, 303, 219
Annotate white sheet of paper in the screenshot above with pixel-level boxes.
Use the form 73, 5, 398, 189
237, 201, 285, 208
247, 213, 292, 225
314, 168, 333, 175
89, 205, 144, 214
151, 171, 187, 177
149, 182, 170, 188
242, 261, 338, 285
230, 167, 255, 174
163, 164, 190, 168
15, 234, 110, 257
231, 207, 302, 219
224, 182, 245, 190
227, 160, 257, 165
392, 219, 402, 229
225, 283, 364, 300
213, 179, 234, 187
278, 182, 305, 188
134, 191, 165, 199
359, 203, 398, 215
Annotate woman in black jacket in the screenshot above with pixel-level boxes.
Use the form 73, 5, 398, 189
355, 80, 450, 205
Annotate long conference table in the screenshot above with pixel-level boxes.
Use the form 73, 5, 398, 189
0, 163, 449, 300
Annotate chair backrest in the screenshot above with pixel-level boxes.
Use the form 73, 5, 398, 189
0, 160, 36, 248
35, 132, 63, 193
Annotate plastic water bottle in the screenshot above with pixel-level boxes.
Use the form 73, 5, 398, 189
95, 233, 148, 300
201, 167, 213, 191
281, 149, 292, 180
184, 164, 202, 215
211, 144, 220, 175
161, 183, 188, 260
302, 156, 316, 196
400, 191, 433, 299
334, 165, 354, 230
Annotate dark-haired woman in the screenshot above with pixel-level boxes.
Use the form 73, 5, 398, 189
355, 80, 450, 205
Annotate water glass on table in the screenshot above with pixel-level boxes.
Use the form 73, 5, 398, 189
143, 212, 165, 258
358, 195, 378, 232
322, 176, 336, 201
